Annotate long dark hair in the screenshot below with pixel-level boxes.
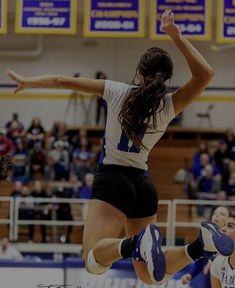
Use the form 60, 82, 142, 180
119, 47, 173, 149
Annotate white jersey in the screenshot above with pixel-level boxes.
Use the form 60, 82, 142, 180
211, 255, 235, 288
0, 246, 23, 260
101, 80, 175, 170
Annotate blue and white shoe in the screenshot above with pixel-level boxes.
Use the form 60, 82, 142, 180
132, 224, 166, 283
200, 221, 234, 257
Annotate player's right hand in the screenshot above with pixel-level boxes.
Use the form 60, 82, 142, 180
6, 69, 27, 93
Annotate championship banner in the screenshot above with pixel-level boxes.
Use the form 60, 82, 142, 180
217, 0, 235, 43
83, 0, 145, 38
0, 0, 7, 34
15, 0, 77, 34
150, 0, 212, 41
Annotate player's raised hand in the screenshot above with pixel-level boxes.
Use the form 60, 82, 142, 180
6, 69, 27, 93
160, 9, 181, 39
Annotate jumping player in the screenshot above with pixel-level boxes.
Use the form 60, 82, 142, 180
6, 9, 233, 285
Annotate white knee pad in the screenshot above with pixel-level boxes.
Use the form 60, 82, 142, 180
86, 249, 111, 275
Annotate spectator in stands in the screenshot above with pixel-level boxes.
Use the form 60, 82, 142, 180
48, 140, 70, 181
26, 116, 45, 150
0, 237, 23, 260
72, 136, 94, 181
53, 185, 73, 243
0, 128, 15, 157
31, 181, 50, 242
79, 173, 94, 221
12, 139, 29, 182
18, 185, 35, 242
49, 121, 69, 149
29, 142, 47, 180
192, 141, 208, 171
11, 181, 23, 198
79, 172, 94, 199
224, 171, 235, 200
95, 71, 107, 125
223, 128, 235, 155
196, 164, 222, 216
187, 152, 220, 199
71, 129, 93, 151
214, 139, 231, 189
68, 174, 82, 198
5, 113, 25, 144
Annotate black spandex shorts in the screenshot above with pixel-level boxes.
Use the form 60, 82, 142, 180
91, 164, 158, 218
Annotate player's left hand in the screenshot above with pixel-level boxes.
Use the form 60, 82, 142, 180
160, 9, 181, 39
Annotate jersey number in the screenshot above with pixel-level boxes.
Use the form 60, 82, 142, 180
117, 130, 145, 153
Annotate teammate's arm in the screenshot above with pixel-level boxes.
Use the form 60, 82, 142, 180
161, 10, 214, 115
211, 275, 222, 288
6, 70, 105, 96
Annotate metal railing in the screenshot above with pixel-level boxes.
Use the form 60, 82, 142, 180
171, 199, 235, 245
0, 197, 14, 240
1, 197, 235, 245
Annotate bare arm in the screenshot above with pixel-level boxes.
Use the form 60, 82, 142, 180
211, 275, 222, 288
6, 70, 105, 96
161, 10, 214, 115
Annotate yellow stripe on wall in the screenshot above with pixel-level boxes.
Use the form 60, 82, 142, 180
0, 92, 97, 100
0, 92, 235, 102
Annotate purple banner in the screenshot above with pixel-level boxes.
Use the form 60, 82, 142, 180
84, 0, 145, 38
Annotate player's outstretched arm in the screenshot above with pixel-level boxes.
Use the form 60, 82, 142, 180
160, 9, 214, 115
6, 69, 105, 96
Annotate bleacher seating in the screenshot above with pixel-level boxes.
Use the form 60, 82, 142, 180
0, 127, 227, 244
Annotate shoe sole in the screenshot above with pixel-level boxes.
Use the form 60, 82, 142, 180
148, 224, 166, 283
201, 222, 234, 256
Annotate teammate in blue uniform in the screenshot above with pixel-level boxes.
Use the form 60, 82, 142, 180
7, 9, 233, 285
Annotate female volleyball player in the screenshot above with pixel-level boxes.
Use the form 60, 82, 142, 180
211, 212, 235, 288
181, 206, 231, 286
7, 9, 233, 285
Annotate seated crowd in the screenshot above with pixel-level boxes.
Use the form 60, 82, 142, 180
2, 112, 235, 239
1, 113, 98, 183
186, 128, 235, 216
1, 113, 99, 242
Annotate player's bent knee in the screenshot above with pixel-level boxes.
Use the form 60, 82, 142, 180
85, 249, 111, 275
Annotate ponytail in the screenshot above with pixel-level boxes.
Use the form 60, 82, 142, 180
118, 73, 168, 149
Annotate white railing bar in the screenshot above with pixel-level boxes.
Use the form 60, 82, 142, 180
9, 198, 14, 240
0, 220, 11, 224
16, 220, 169, 227
14, 197, 171, 205
14, 199, 19, 241
171, 200, 177, 246
173, 199, 235, 205
0, 196, 13, 201
174, 222, 201, 228
158, 200, 171, 205
166, 202, 172, 246
17, 220, 85, 225
15, 197, 89, 204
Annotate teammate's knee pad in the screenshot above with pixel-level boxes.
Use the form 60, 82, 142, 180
86, 249, 111, 275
